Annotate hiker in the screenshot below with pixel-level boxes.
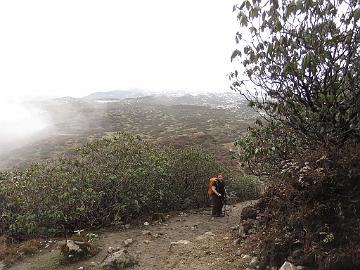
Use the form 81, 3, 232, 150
208, 174, 226, 217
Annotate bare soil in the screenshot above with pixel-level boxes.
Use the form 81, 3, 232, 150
7, 201, 257, 270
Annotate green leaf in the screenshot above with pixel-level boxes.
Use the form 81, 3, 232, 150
231, 50, 242, 62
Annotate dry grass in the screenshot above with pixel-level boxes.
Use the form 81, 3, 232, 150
0, 236, 42, 265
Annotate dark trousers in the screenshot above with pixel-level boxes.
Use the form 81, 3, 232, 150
211, 195, 223, 216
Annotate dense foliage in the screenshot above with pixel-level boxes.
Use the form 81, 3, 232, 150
0, 133, 258, 238
231, 0, 360, 145
235, 120, 304, 176
231, 1, 360, 269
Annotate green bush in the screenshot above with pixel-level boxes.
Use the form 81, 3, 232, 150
0, 133, 258, 238
235, 120, 304, 176
226, 174, 260, 201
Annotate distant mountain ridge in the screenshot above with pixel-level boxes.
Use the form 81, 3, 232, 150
83, 89, 150, 101
82, 89, 246, 107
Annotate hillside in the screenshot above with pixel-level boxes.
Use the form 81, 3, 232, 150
0, 91, 256, 170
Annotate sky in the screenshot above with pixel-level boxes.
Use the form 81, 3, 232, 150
0, 0, 239, 99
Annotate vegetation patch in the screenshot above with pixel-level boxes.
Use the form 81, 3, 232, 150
240, 145, 360, 269
0, 133, 259, 239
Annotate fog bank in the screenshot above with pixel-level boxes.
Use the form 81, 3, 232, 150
0, 98, 50, 155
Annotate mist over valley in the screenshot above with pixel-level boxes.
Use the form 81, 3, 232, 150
0, 90, 256, 170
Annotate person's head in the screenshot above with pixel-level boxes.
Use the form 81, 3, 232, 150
217, 174, 223, 181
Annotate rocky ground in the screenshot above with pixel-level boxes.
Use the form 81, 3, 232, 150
6, 201, 262, 270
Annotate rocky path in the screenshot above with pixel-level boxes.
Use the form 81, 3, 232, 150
8, 201, 257, 270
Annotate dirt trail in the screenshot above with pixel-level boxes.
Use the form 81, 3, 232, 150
8, 201, 257, 270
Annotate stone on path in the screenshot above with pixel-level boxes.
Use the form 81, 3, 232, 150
170, 240, 190, 245
241, 254, 252, 262
196, 231, 216, 241
123, 239, 133, 247
279, 261, 297, 270
249, 256, 259, 267
101, 249, 137, 269
61, 240, 91, 261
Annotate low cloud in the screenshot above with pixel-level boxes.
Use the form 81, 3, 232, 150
0, 98, 50, 155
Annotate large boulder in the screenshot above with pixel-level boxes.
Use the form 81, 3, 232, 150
101, 249, 137, 269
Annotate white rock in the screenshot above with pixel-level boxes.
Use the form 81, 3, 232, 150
241, 254, 252, 262
124, 239, 133, 247
249, 256, 259, 267
171, 240, 190, 245
233, 238, 241, 245
144, 221, 150, 226
204, 231, 216, 237
66, 240, 80, 252
279, 261, 297, 270
78, 267, 84, 270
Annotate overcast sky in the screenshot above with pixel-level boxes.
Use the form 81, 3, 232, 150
0, 0, 238, 99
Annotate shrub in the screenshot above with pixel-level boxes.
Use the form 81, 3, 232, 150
0, 133, 258, 238
235, 120, 305, 176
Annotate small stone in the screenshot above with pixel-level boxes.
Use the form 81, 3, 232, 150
191, 226, 196, 230
233, 238, 241, 245
241, 254, 252, 262
124, 239, 133, 247
153, 233, 160, 238
249, 256, 259, 267
124, 224, 131, 229
170, 240, 190, 245
143, 240, 150, 244
223, 236, 229, 240
142, 230, 152, 235
144, 222, 150, 226
204, 231, 215, 237
279, 261, 297, 270
78, 267, 84, 270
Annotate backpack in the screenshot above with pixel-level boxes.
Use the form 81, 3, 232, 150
208, 176, 218, 195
